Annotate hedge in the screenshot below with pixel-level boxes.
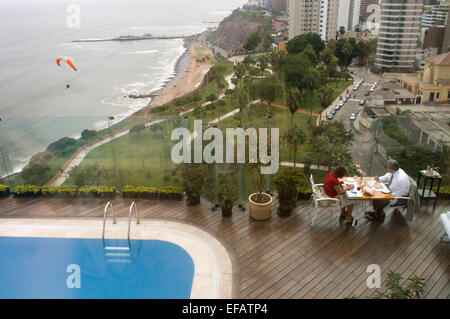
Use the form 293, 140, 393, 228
41, 186, 78, 197
297, 186, 312, 200
78, 186, 116, 198
121, 185, 158, 199
13, 185, 41, 197
0, 185, 10, 197
159, 186, 184, 200
7, 184, 184, 200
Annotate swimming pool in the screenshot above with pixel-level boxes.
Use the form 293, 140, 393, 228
0, 237, 194, 299
0, 218, 238, 299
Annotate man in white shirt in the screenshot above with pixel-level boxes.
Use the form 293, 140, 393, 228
366, 159, 411, 222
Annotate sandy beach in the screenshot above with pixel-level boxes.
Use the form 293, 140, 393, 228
133, 39, 214, 116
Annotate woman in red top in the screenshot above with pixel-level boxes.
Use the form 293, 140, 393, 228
323, 166, 355, 223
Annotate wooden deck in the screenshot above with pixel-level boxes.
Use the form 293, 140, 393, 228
0, 195, 448, 299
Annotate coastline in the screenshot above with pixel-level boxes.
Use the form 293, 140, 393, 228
4, 35, 215, 180
132, 35, 214, 117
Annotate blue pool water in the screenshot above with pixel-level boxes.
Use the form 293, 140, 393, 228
0, 237, 195, 299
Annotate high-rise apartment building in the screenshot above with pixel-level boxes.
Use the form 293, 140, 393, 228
338, 0, 361, 32
421, 1, 450, 28
375, 0, 424, 72
288, 0, 339, 41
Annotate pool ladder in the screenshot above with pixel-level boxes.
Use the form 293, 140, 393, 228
102, 201, 140, 262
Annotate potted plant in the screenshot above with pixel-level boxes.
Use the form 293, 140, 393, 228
215, 177, 238, 217
247, 162, 273, 221
181, 164, 206, 205
273, 167, 306, 216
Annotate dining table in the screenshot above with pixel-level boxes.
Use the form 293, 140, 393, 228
341, 176, 394, 201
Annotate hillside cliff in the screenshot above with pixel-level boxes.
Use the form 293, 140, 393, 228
212, 9, 273, 54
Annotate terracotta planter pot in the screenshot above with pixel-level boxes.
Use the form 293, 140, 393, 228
248, 193, 273, 221
221, 206, 232, 217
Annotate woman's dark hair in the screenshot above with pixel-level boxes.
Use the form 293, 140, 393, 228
333, 166, 347, 179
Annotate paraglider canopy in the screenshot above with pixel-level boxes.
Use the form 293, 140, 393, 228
56, 56, 77, 71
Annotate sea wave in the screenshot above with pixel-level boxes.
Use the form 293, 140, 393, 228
121, 49, 158, 55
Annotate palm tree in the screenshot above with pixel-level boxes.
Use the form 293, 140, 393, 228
258, 55, 268, 77
303, 67, 320, 120
283, 124, 306, 166
234, 62, 246, 88
318, 85, 334, 122
286, 87, 301, 126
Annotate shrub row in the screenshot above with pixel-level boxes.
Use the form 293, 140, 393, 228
0, 184, 11, 197
9, 185, 184, 200
122, 185, 183, 200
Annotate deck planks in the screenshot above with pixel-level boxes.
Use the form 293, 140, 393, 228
0, 195, 448, 299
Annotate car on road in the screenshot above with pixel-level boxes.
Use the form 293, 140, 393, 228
365, 91, 370, 96
327, 113, 333, 120
359, 100, 365, 105
350, 113, 356, 120
350, 71, 356, 75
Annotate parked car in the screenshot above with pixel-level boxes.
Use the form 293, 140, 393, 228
365, 91, 370, 96
350, 71, 356, 75
338, 101, 344, 107
353, 86, 359, 91
342, 98, 347, 103
359, 100, 365, 105
350, 113, 356, 120
327, 113, 333, 120
345, 94, 351, 99
331, 109, 336, 115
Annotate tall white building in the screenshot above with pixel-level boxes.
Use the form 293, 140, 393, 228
375, 0, 424, 72
338, 0, 361, 32
288, 0, 339, 41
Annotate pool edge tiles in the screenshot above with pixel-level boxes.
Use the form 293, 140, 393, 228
0, 218, 238, 299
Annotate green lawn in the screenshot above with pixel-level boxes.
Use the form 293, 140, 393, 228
274, 80, 352, 114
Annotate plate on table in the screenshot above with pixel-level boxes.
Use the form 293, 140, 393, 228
373, 182, 384, 189
381, 190, 391, 194
346, 178, 355, 182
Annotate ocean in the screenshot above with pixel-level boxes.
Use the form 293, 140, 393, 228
0, 0, 246, 175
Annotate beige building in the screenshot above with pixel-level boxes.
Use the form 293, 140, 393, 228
400, 51, 450, 103
288, 0, 339, 41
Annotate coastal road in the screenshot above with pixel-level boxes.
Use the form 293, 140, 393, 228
333, 67, 386, 176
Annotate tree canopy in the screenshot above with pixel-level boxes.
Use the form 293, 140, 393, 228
286, 33, 325, 55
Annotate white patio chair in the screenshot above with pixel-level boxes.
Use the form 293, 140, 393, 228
439, 211, 450, 243
383, 176, 417, 223
310, 174, 341, 226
